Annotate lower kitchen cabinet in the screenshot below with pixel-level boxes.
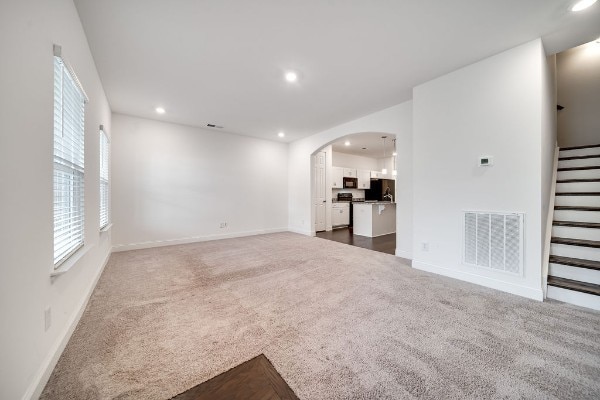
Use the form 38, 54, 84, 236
331, 203, 350, 227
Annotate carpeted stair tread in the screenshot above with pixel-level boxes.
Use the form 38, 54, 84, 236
551, 237, 600, 248
554, 192, 600, 196
556, 178, 600, 183
549, 255, 600, 271
553, 221, 600, 229
559, 154, 600, 161
557, 166, 600, 171
554, 206, 600, 212
560, 144, 600, 151
547, 276, 600, 296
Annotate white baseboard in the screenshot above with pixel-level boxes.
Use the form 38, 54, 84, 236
112, 228, 289, 252
287, 227, 314, 237
395, 248, 412, 260
26, 251, 111, 400
412, 260, 544, 301
547, 285, 600, 311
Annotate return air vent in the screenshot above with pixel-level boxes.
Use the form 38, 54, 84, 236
207, 123, 224, 128
463, 211, 524, 275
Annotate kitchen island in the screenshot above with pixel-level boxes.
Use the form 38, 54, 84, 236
353, 202, 396, 237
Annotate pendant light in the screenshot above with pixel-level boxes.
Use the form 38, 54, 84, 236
392, 138, 397, 176
381, 136, 388, 175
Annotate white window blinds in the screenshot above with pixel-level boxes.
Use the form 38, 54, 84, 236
99, 127, 110, 229
53, 51, 87, 267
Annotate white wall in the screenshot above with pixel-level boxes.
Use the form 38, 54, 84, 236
541, 53, 558, 294
288, 101, 413, 258
0, 1, 112, 398
412, 39, 548, 300
111, 114, 289, 250
557, 41, 600, 147
332, 152, 379, 170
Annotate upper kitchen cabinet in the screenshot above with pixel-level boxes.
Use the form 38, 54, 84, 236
370, 170, 395, 180
331, 166, 343, 188
357, 169, 371, 189
342, 168, 356, 178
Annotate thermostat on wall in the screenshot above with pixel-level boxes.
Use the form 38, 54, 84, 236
479, 156, 493, 166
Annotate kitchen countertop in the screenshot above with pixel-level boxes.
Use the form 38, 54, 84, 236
353, 201, 395, 204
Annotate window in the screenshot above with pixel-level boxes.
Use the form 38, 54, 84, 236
53, 46, 87, 267
99, 127, 110, 229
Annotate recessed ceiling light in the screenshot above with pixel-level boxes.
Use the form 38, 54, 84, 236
285, 71, 298, 82
572, 0, 597, 11
278, 132, 285, 138
155, 107, 165, 114
344, 141, 350, 146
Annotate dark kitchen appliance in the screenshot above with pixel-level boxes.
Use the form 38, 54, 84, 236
365, 179, 395, 202
343, 177, 357, 189
336, 193, 354, 228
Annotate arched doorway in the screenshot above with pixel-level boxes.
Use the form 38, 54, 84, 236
310, 132, 398, 255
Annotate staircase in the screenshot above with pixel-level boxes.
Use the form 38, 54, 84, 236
547, 143, 600, 310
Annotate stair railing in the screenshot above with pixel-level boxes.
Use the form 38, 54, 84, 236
542, 144, 560, 299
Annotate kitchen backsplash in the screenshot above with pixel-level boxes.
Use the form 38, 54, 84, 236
332, 188, 365, 201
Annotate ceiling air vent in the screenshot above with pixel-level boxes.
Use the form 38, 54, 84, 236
207, 123, 224, 129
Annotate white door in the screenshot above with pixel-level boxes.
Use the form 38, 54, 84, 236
314, 151, 326, 232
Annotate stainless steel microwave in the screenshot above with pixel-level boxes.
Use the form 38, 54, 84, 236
343, 177, 357, 188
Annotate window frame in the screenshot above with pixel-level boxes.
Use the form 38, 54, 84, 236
99, 127, 110, 230
53, 45, 88, 269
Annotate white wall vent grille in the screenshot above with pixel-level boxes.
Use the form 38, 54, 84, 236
463, 211, 523, 275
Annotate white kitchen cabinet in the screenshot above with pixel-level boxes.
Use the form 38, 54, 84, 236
332, 203, 350, 227
357, 169, 371, 189
342, 168, 357, 178
331, 167, 343, 188
370, 170, 395, 180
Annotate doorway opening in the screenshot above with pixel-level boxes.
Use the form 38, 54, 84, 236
311, 132, 397, 255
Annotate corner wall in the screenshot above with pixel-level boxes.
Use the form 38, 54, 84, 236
0, 1, 112, 398
111, 114, 289, 250
412, 39, 548, 300
557, 41, 600, 147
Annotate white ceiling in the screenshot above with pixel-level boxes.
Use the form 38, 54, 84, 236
74, 0, 600, 142
331, 132, 396, 158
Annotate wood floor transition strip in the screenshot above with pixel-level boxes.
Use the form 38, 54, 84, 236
560, 144, 600, 151
549, 255, 600, 271
169, 354, 299, 400
551, 237, 600, 248
548, 276, 600, 296
553, 221, 600, 229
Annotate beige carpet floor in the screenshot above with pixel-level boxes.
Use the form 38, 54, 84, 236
41, 232, 600, 399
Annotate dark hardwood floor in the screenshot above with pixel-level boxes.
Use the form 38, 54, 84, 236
170, 354, 299, 400
316, 227, 396, 255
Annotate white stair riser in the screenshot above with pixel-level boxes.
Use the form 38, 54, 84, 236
559, 147, 600, 157
551, 243, 600, 261
549, 263, 600, 285
556, 182, 600, 192
559, 158, 600, 168
553, 210, 600, 223
547, 285, 600, 310
557, 169, 600, 180
552, 225, 600, 241
554, 195, 600, 207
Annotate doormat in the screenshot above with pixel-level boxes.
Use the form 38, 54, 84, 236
169, 354, 300, 400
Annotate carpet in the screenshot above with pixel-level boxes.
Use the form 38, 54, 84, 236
169, 354, 298, 400
40, 232, 600, 399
